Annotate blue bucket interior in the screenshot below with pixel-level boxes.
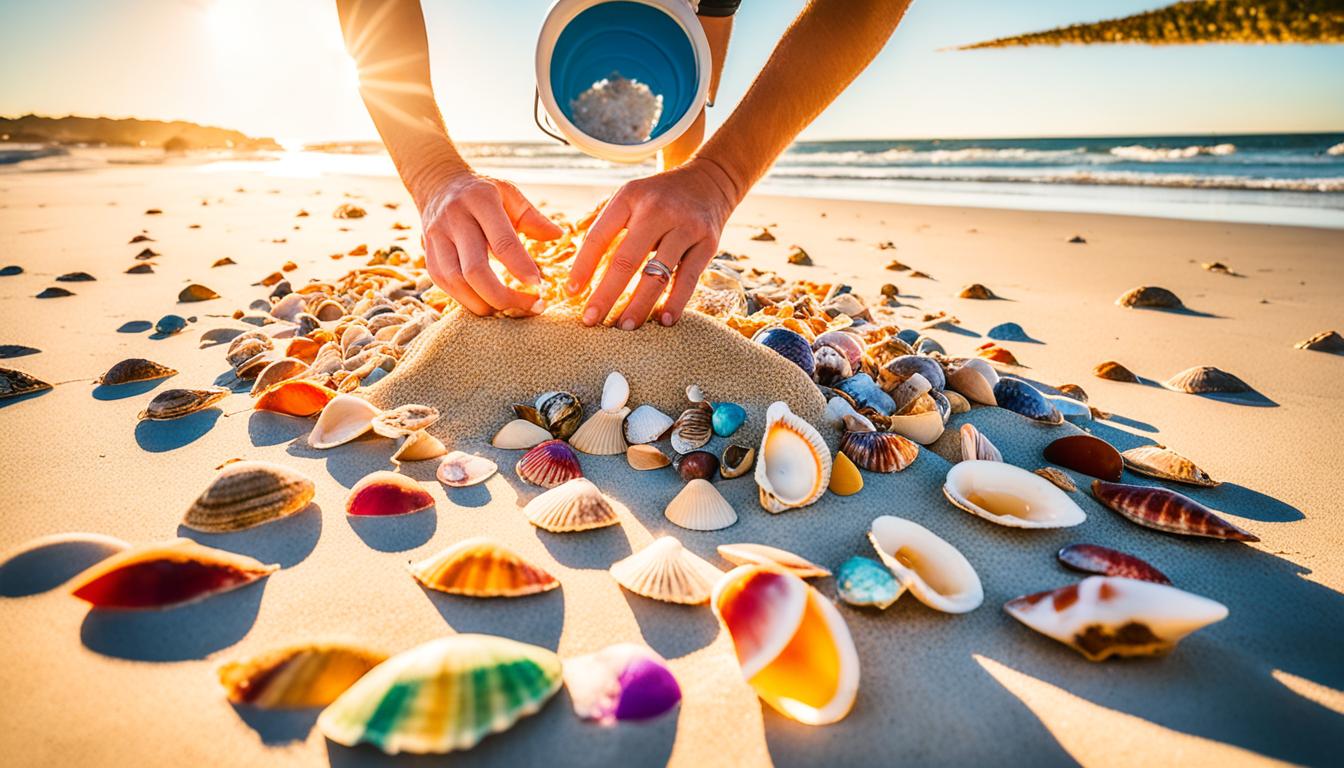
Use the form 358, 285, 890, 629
550, 2, 697, 141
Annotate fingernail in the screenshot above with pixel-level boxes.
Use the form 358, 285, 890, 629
660, 312, 674, 326
530, 298, 545, 314
620, 319, 635, 331
582, 307, 598, 326
566, 281, 578, 295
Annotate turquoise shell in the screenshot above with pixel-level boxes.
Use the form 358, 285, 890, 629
835, 557, 902, 609
711, 402, 746, 437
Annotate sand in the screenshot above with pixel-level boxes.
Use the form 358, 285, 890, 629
1, 163, 1342, 767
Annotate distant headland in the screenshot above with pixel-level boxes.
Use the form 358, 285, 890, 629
0, 114, 281, 151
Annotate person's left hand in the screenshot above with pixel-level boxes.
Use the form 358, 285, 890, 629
566, 157, 740, 330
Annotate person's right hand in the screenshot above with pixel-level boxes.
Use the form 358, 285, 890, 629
419, 172, 563, 317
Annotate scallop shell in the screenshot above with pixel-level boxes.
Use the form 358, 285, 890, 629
828, 451, 863, 495
756, 402, 832, 513
1057, 544, 1170, 584
959, 423, 1002, 462
993, 378, 1063, 425
250, 357, 310, 395
0, 367, 52, 399
69, 538, 277, 609
712, 565, 860, 725
835, 556, 901, 609
184, 460, 315, 532
943, 460, 1086, 529
218, 642, 389, 708
492, 419, 552, 449
670, 405, 713, 454
138, 386, 230, 420
318, 634, 562, 754
570, 406, 630, 455
308, 394, 383, 449
868, 516, 983, 613
371, 404, 439, 437
716, 543, 829, 579
410, 538, 558, 598
435, 451, 497, 487
98, 358, 177, 386
254, 379, 337, 417
563, 643, 681, 724
626, 444, 672, 471
516, 439, 583, 488
1043, 433, 1123, 481
1121, 445, 1218, 487
1004, 577, 1227, 661
609, 537, 723, 605
720, 444, 756, 479
1090, 480, 1257, 541
0, 533, 129, 597
665, 479, 738, 532
1116, 285, 1183, 310
945, 358, 998, 405
522, 478, 619, 532
391, 430, 446, 462
345, 471, 434, 517
623, 404, 673, 444
839, 430, 918, 473
1162, 365, 1251, 394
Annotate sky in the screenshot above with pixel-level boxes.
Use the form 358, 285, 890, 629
1, 0, 1342, 144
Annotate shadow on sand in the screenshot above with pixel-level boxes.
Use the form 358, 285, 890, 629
422, 586, 564, 651
80, 581, 266, 661
135, 408, 222, 452
177, 503, 322, 568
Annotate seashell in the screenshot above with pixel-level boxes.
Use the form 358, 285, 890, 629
627, 443, 672, 471
717, 543, 829, 579
371, 403, 439, 437
914, 336, 945, 356
249, 357, 310, 395
126, 263, 153, 274
834, 373, 895, 415
993, 378, 1063, 425
345, 471, 434, 517
868, 516, 983, 613
492, 418, 552, 449
1090, 480, 1257, 541
308, 394, 382, 449
1162, 365, 1251, 394
410, 538, 558, 597
720, 444, 756, 479
881, 355, 946, 392
516, 439, 583, 488
943, 390, 971, 414
1048, 394, 1091, 421
712, 565, 860, 725
154, 314, 187, 335
1094, 360, 1139, 382
886, 372, 932, 415
813, 330, 864, 371
1034, 467, 1077, 492
393, 431, 447, 462
1004, 576, 1226, 661
1043, 434, 1123, 481
56, 271, 96, 282
753, 326, 815, 376
959, 283, 995, 299
570, 406, 630, 455
674, 450, 719, 481
269, 293, 306, 323
835, 557, 901, 610
812, 344, 852, 386
600, 371, 630, 411
36, 287, 74, 298
1295, 330, 1344, 354
318, 634, 562, 754
943, 460, 1086, 529
0, 533, 129, 597
184, 460, 315, 532
756, 401, 832, 512
98, 358, 177, 385
959, 423, 1002, 462
711, 402, 747, 437
137, 386, 229, 420
536, 391, 582, 439
670, 405, 713, 454
315, 300, 346, 321
887, 393, 944, 445
945, 358, 999, 405
623, 404, 673, 444
665, 479, 737, 531
435, 451, 497, 487
522, 478, 619, 532
610, 536, 722, 605
69, 538, 277, 609
827, 451, 863, 495
227, 330, 272, 358
787, 244, 813, 265
822, 395, 875, 433
1116, 285, 1183, 310
234, 352, 273, 381
839, 430, 918, 474
179, 283, 220, 302
1057, 544, 1171, 585
563, 643, 681, 724
218, 642, 389, 709
1057, 383, 1089, 402
1121, 445, 1218, 487
254, 379, 337, 417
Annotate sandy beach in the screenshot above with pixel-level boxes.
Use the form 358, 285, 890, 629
1, 162, 1342, 767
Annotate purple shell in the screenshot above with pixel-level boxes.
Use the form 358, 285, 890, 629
614, 656, 681, 720
754, 327, 815, 376
563, 643, 681, 725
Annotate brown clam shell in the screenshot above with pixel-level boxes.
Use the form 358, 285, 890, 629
839, 430, 919, 473
1042, 434, 1123, 481
720, 444, 756, 479
184, 460, 315, 532
1033, 467, 1077, 493
1090, 480, 1258, 541
670, 405, 713, 454
1116, 286, 1183, 310
138, 387, 230, 420
0, 368, 53, 399
98, 358, 177, 386
1121, 446, 1218, 487
959, 283, 996, 300
627, 444, 672, 471
1093, 361, 1139, 382
179, 283, 221, 302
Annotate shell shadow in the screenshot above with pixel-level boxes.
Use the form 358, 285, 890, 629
620, 591, 720, 660
246, 411, 311, 447
116, 320, 152, 333
199, 327, 247, 347
79, 582, 266, 661
930, 323, 981, 338
1101, 412, 1158, 433
421, 587, 564, 651
348, 510, 436, 552
212, 370, 252, 392
92, 379, 165, 400
0, 388, 52, 409
287, 437, 392, 488
230, 704, 319, 745
987, 325, 1043, 344
1178, 390, 1278, 408
536, 525, 632, 570
0, 536, 126, 597
445, 484, 494, 509
135, 409, 222, 452
176, 503, 322, 568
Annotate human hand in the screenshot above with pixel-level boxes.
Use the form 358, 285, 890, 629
419, 172, 563, 316
566, 158, 740, 329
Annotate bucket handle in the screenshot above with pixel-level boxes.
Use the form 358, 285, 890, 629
533, 89, 569, 146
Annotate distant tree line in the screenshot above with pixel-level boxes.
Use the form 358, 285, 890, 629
0, 114, 281, 150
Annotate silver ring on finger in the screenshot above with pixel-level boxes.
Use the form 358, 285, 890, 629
641, 258, 674, 284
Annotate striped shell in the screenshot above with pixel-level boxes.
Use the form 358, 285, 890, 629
610, 537, 723, 605
410, 538, 559, 598
184, 460, 315, 532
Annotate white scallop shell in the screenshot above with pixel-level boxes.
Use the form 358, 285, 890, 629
492, 419, 552, 450
755, 402, 832, 514
308, 394, 383, 449
609, 537, 723, 605
868, 516, 983, 613
522, 478, 619, 532
943, 460, 1086, 528
569, 407, 630, 456
623, 405, 674, 445
664, 479, 737, 532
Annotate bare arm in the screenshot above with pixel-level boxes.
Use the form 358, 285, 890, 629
569, 0, 911, 329
336, 0, 560, 316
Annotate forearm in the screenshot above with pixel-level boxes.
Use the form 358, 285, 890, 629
335, 0, 468, 206
696, 0, 910, 202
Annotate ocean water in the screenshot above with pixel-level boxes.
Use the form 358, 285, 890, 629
6, 133, 1343, 227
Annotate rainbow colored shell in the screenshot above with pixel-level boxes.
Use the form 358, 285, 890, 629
317, 634, 563, 754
